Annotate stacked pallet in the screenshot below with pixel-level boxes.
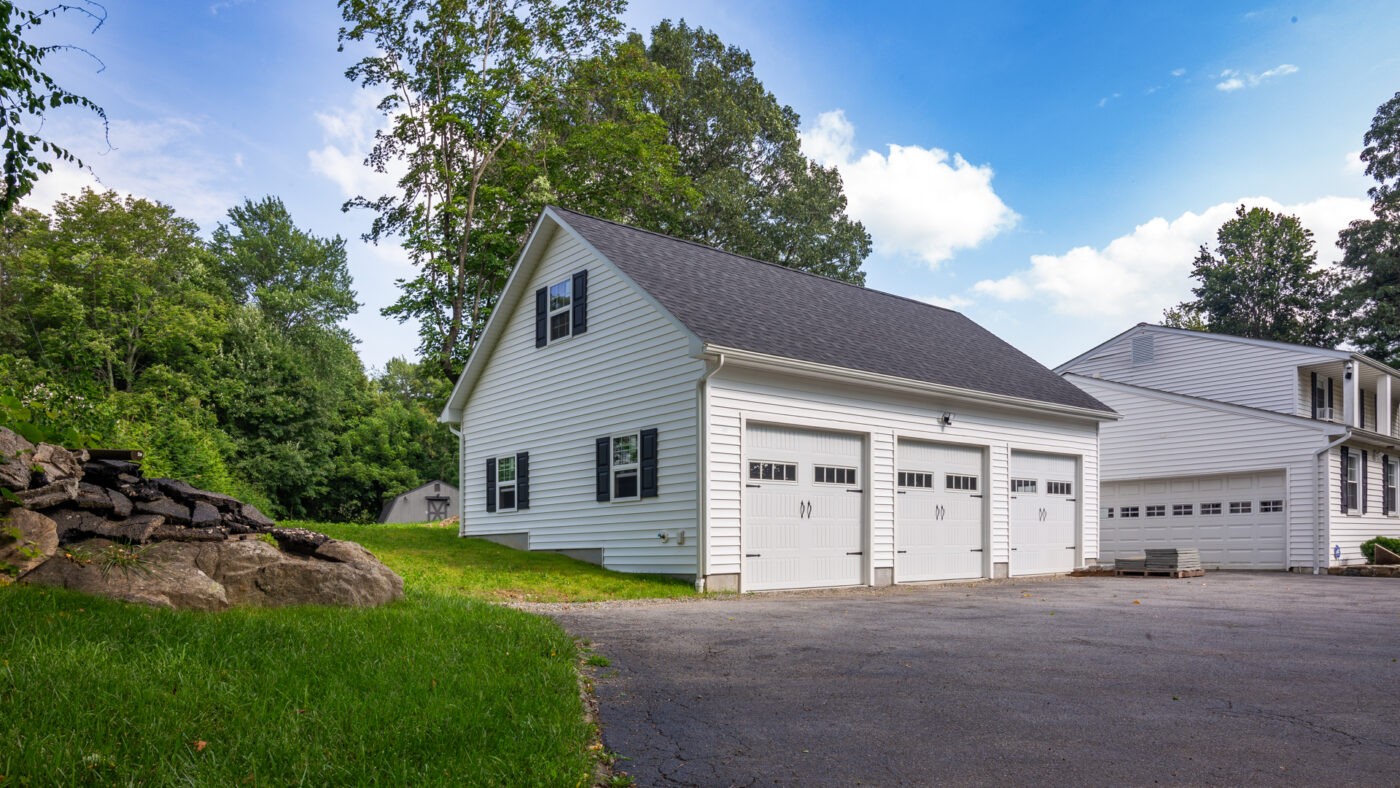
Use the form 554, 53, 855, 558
1114, 556, 1146, 572
1113, 548, 1204, 578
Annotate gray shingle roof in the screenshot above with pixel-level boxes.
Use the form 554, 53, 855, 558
555, 207, 1112, 413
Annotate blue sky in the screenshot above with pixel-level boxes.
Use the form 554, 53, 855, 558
21, 1, 1400, 370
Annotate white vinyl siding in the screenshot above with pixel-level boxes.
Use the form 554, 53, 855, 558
461, 228, 704, 575
1069, 376, 1326, 569
706, 365, 1100, 581
1063, 328, 1330, 415
1327, 444, 1400, 565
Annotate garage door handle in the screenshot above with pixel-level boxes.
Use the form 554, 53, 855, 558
846, 551, 863, 556
846, 488, 863, 493
897, 550, 908, 554
971, 494, 983, 498
969, 548, 983, 552
746, 483, 762, 488
1065, 546, 1077, 550
745, 553, 761, 558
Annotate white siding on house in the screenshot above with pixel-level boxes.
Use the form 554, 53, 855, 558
1327, 443, 1400, 565
707, 366, 1100, 582
1069, 376, 1327, 569
460, 228, 704, 575
1064, 328, 1324, 415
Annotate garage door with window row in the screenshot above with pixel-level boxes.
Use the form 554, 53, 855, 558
1106, 498, 1284, 518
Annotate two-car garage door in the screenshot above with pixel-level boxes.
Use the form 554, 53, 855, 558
1100, 472, 1286, 569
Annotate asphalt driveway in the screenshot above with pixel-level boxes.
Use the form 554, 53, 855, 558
549, 573, 1400, 786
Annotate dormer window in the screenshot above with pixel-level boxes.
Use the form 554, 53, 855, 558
535, 270, 589, 348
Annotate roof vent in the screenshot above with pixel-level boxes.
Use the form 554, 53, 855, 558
1131, 334, 1155, 365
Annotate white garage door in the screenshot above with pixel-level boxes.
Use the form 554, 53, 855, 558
744, 424, 864, 591
895, 440, 985, 581
1100, 472, 1286, 569
1009, 451, 1079, 576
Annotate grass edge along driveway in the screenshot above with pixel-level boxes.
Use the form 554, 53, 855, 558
0, 522, 696, 786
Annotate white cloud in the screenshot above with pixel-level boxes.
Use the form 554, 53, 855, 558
1216, 63, 1298, 92
972, 195, 1371, 326
1171, 68, 1186, 78
801, 110, 1017, 268
1345, 149, 1366, 175
1097, 92, 1121, 108
308, 90, 402, 200
22, 116, 239, 225
917, 294, 974, 311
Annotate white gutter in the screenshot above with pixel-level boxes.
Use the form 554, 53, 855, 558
1313, 430, 1351, 574
449, 425, 466, 537
705, 345, 1119, 423
694, 352, 725, 592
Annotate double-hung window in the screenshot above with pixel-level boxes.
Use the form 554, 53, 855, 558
595, 429, 659, 502
1386, 456, 1398, 516
547, 280, 572, 341
535, 270, 588, 347
485, 452, 529, 513
1343, 447, 1360, 512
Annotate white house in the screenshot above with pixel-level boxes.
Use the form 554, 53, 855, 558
440, 207, 1117, 592
1058, 323, 1400, 572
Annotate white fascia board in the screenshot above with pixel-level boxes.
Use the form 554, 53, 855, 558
1055, 323, 1351, 374
1350, 352, 1400, 380
1053, 323, 1147, 373
439, 210, 561, 423
708, 345, 1120, 423
1064, 373, 1344, 434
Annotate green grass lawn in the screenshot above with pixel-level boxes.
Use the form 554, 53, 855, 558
1, 522, 698, 785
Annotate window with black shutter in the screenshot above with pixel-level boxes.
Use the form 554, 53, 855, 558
596, 430, 659, 502
1362, 450, 1369, 514
485, 457, 497, 513
537, 270, 588, 347
487, 453, 528, 512
1342, 446, 1358, 513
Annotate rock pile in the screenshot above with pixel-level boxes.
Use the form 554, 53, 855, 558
0, 427, 403, 610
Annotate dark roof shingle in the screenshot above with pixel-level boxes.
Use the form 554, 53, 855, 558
554, 207, 1111, 413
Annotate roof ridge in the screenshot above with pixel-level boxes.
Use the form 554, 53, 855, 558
548, 205, 960, 315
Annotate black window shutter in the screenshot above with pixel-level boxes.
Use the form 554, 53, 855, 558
1363, 450, 1369, 513
595, 437, 611, 502
1340, 446, 1349, 513
1386, 455, 1393, 514
1311, 372, 1318, 418
516, 452, 530, 510
535, 288, 548, 348
486, 458, 497, 513
1361, 390, 1367, 429
571, 270, 588, 335
1327, 378, 1334, 410
640, 428, 659, 498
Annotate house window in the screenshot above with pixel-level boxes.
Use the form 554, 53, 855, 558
611, 433, 640, 499
1314, 376, 1327, 417
548, 279, 572, 341
496, 455, 517, 511
1260, 500, 1284, 513
815, 466, 856, 485
1172, 504, 1193, 516
1104, 507, 1114, 518
898, 471, 934, 488
1011, 478, 1037, 494
945, 473, 978, 491
1146, 505, 1165, 517
1229, 501, 1252, 514
1047, 481, 1072, 496
751, 461, 797, 482
1385, 457, 1397, 515
1201, 503, 1222, 515
1120, 506, 1140, 518
1344, 450, 1360, 512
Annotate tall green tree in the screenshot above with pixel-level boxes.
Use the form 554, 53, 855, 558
337, 0, 625, 379
210, 196, 359, 335
643, 20, 871, 284
1165, 204, 1337, 345
1337, 90, 1400, 366
0, 1, 107, 214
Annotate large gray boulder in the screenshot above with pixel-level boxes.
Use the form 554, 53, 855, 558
20, 535, 404, 611
0, 427, 34, 491
1, 509, 59, 575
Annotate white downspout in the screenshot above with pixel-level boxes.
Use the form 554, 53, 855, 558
1313, 431, 1350, 574
694, 353, 725, 592
449, 425, 465, 537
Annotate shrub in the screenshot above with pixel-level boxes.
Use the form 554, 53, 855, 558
1360, 535, 1400, 563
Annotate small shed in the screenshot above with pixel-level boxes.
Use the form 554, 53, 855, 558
378, 480, 459, 523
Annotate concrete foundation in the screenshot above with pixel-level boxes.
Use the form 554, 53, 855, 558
475, 532, 529, 550
872, 567, 893, 587
702, 573, 741, 593
546, 547, 604, 566
992, 562, 1009, 579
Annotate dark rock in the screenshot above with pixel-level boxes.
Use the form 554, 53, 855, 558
82, 458, 141, 479
49, 509, 163, 544
221, 518, 254, 535
108, 488, 133, 518
115, 473, 142, 486
1, 509, 58, 574
126, 482, 164, 503
16, 478, 78, 509
47, 509, 110, 541
134, 496, 191, 525
151, 525, 225, 542
0, 427, 35, 492
29, 444, 84, 485
151, 478, 243, 510
75, 482, 116, 512
238, 503, 276, 529
190, 500, 220, 527
270, 527, 328, 556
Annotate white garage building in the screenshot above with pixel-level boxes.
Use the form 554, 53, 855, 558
1060, 324, 1400, 571
441, 207, 1117, 591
